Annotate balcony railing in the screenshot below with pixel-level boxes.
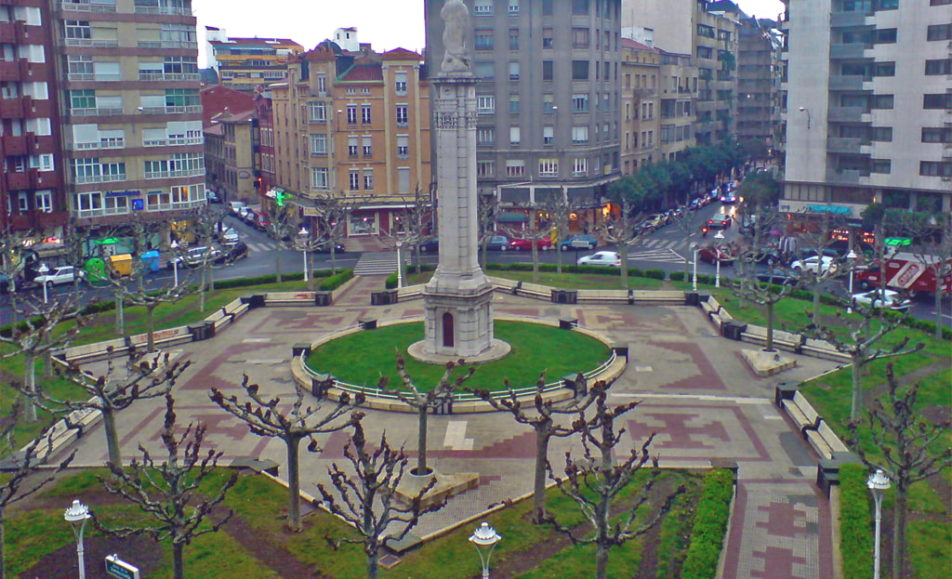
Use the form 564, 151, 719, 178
144, 168, 205, 179
138, 71, 200, 81
146, 198, 206, 212
137, 41, 198, 50
58, 2, 117, 13
67, 72, 121, 82
74, 172, 126, 184
68, 107, 124, 117
134, 6, 193, 16
72, 138, 125, 150
64, 38, 119, 48
76, 205, 129, 218
138, 105, 202, 114
143, 136, 203, 147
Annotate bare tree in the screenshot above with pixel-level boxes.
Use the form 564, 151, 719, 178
477, 193, 500, 269
315, 416, 445, 579
98, 394, 237, 579
903, 215, 952, 339
182, 205, 241, 311
265, 203, 297, 283
307, 192, 360, 278
0, 405, 76, 579
468, 372, 598, 523
792, 212, 848, 320
595, 196, 646, 289
35, 349, 189, 468
544, 382, 683, 579
848, 364, 951, 579
502, 202, 552, 282
544, 195, 573, 274
209, 376, 363, 531
382, 189, 432, 282
386, 355, 474, 476
1, 296, 86, 422
668, 201, 703, 281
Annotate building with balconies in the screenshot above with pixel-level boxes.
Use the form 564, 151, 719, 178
205, 27, 303, 93
781, 0, 952, 223
0, 0, 68, 236
270, 41, 431, 238
620, 38, 662, 175
736, 15, 782, 160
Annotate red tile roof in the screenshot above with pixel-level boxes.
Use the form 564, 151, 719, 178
621, 38, 658, 51
382, 47, 422, 60
340, 64, 383, 82
200, 85, 256, 128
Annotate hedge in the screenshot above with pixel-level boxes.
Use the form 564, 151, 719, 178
681, 468, 735, 579
670, 271, 687, 281
839, 463, 874, 579
316, 270, 353, 291
644, 268, 666, 280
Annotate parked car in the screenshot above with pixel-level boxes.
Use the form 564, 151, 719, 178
172, 246, 222, 268
697, 246, 735, 265
706, 214, 732, 229
417, 237, 439, 253
509, 237, 553, 251
559, 234, 598, 251
790, 255, 838, 274
755, 269, 800, 286
689, 197, 704, 210
206, 190, 221, 203
485, 235, 510, 251
228, 201, 247, 215
248, 210, 271, 231
33, 265, 82, 288
217, 241, 249, 263
719, 192, 737, 204
577, 251, 621, 267
313, 239, 346, 253
851, 289, 912, 312
219, 227, 240, 245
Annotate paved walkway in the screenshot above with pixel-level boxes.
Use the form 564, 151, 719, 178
65, 274, 840, 578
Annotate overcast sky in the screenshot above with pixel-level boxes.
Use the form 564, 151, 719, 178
195, 0, 785, 62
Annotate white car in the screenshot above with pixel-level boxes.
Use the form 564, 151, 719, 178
791, 255, 838, 274
34, 265, 82, 288
220, 227, 240, 245
851, 289, 912, 312
228, 201, 247, 216
577, 251, 622, 267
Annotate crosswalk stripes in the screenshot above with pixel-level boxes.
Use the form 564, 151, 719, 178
626, 248, 688, 264
245, 240, 278, 254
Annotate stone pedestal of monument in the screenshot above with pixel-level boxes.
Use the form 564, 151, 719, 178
395, 464, 480, 509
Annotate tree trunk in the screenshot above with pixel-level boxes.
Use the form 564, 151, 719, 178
595, 515, 610, 579
619, 243, 630, 289
850, 355, 863, 423
115, 294, 125, 335
307, 251, 316, 291
765, 301, 775, 352
934, 287, 943, 339
287, 436, 302, 531
23, 352, 37, 422
892, 485, 908, 579
146, 305, 156, 352
330, 247, 338, 275
173, 542, 184, 579
274, 248, 283, 283
812, 286, 821, 321
1, 509, 6, 579
199, 269, 207, 313
367, 544, 379, 579
531, 243, 539, 282
533, 425, 550, 522
417, 405, 429, 475
556, 242, 563, 274
103, 406, 122, 468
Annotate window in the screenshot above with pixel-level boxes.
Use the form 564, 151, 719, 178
508, 0, 519, 14
363, 170, 374, 190
397, 135, 409, 158
572, 28, 590, 48
870, 94, 894, 109
165, 88, 198, 109
475, 30, 494, 50
538, 158, 558, 176
572, 60, 589, 80
309, 102, 327, 122
35, 190, 52, 213
395, 105, 408, 126
543, 126, 554, 145
928, 24, 952, 41
509, 29, 519, 50
924, 93, 952, 109
164, 56, 197, 75
572, 94, 589, 113
349, 170, 360, 190
872, 62, 895, 76
69, 89, 96, 111
310, 134, 327, 155
362, 136, 372, 157
925, 59, 952, 75
509, 126, 521, 145
543, 0, 553, 15
543, 94, 555, 112
920, 161, 952, 177
361, 105, 372, 124
311, 167, 329, 189
474, 61, 495, 79
509, 95, 520, 113
477, 161, 494, 177
75, 191, 102, 215
506, 160, 525, 177
394, 71, 408, 95
346, 105, 357, 124
542, 61, 553, 81
348, 136, 359, 158
873, 0, 898, 9
32, 154, 54, 172
922, 127, 952, 143
477, 127, 495, 145
870, 127, 893, 142
474, 0, 493, 16
67, 55, 93, 79
873, 28, 897, 43
477, 95, 495, 114
572, 125, 589, 144
542, 28, 553, 49
870, 159, 891, 174
64, 20, 91, 40
696, 46, 713, 59
509, 61, 520, 81
17, 192, 28, 213
397, 167, 410, 194
572, 0, 589, 15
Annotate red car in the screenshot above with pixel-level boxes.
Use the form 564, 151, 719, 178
697, 246, 735, 265
509, 238, 553, 251
705, 214, 732, 229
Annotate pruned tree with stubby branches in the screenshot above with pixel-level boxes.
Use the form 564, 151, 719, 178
544, 382, 684, 579
848, 364, 951, 579
209, 376, 363, 531
501, 202, 551, 282
382, 189, 432, 283
385, 354, 474, 476
543, 195, 573, 274
34, 348, 189, 468
0, 404, 76, 579
902, 214, 952, 339
595, 194, 646, 289
469, 372, 600, 523
97, 394, 237, 579
315, 416, 445, 579
306, 192, 360, 280
477, 193, 500, 269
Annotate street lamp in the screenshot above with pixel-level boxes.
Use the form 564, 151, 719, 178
690, 242, 698, 291
798, 106, 811, 130
395, 239, 405, 289
170, 240, 179, 287
64, 499, 91, 579
299, 226, 309, 283
867, 469, 891, 579
713, 230, 725, 288
845, 249, 857, 313
469, 521, 502, 579
38, 263, 49, 303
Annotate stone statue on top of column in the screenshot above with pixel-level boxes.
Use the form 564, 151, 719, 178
440, 0, 471, 74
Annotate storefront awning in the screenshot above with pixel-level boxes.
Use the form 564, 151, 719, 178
497, 212, 529, 223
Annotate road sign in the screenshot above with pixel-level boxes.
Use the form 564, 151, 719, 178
105, 554, 140, 579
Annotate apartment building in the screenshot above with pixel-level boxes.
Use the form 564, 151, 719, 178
736, 15, 782, 159
205, 27, 303, 93
781, 0, 952, 222
658, 49, 698, 161
0, 0, 68, 237
270, 42, 431, 237
619, 39, 661, 174
424, 0, 622, 216
201, 85, 256, 204
623, 0, 740, 144
55, 0, 206, 242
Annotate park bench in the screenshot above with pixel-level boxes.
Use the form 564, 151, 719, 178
577, 289, 630, 304
265, 292, 318, 307
630, 290, 685, 304
489, 276, 519, 294
397, 284, 425, 301
514, 281, 550, 300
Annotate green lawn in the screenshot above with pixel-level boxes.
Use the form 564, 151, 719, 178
306, 320, 612, 392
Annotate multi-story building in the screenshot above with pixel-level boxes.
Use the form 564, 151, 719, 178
201, 85, 257, 204
781, 0, 952, 223
54, 0, 206, 244
424, 0, 622, 224
623, 0, 740, 144
271, 42, 431, 237
658, 49, 698, 162
620, 39, 661, 174
0, 0, 68, 237
736, 15, 782, 159
205, 27, 303, 93
253, 92, 275, 201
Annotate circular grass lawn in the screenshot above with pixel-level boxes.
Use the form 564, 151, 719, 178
305, 320, 611, 392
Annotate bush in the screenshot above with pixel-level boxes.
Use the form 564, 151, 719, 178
839, 463, 874, 579
385, 272, 398, 289
670, 271, 686, 282
682, 469, 734, 579
644, 269, 666, 280
317, 270, 353, 291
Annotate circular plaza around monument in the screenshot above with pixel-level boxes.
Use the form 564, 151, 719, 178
292, 317, 625, 412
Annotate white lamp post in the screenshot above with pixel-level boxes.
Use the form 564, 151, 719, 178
690, 242, 698, 291
846, 249, 857, 313
38, 263, 49, 303
170, 240, 179, 287
395, 239, 405, 289
867, 469, 891, 579
64, 499, 91, 579
469, 522, 502, 579
714, 231, 725, 288
299, 226, 309, 283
